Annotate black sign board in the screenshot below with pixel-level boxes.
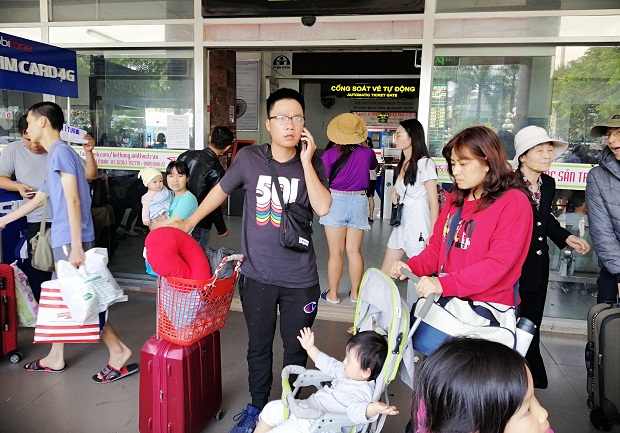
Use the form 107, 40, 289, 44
321, 80, 419, 99
203, 0, 424, 18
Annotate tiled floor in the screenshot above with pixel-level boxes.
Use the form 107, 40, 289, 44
0, 214, 609, 432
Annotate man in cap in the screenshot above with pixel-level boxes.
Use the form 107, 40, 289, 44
585, 109, 620, 303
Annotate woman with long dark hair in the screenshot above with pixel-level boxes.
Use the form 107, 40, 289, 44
380, 119, 439, 273
391, 126, 532, 310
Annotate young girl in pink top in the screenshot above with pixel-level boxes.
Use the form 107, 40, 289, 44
408, 337, 554, 433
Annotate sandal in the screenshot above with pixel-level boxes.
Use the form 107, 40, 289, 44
23, 359, 67, 373
92, 363, 139, 384
320, 291, 340, 304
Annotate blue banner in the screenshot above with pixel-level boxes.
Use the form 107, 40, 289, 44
0, 32, 78, 97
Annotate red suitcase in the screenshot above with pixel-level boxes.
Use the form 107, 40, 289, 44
0, 263, 22, 363
139, 331, 223, 433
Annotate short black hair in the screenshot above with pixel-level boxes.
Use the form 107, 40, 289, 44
17, 114, 28, 135
266, 88, 305, 116
411, 337, 528, 433
28, 102, 64, 132
166, 160, 190, 177
211, 126, 234, 150
346, 331, 388, 381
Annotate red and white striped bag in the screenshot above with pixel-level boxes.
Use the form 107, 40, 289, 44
34, 280, 100, 344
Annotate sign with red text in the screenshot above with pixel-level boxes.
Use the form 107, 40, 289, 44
73, 147, 183, 170
432, 158, 593, 191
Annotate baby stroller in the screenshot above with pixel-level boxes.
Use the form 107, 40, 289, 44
280, 268, 432, 433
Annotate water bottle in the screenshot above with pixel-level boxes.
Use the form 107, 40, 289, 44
418, 232, 425, 250
515, 317, 537, 357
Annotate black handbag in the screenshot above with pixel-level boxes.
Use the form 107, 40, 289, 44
389, 185, 407, 227
266, 146, 313, 252
389, 203, 404, 227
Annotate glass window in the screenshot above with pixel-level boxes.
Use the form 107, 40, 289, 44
431, 46, 620, 320
437, 0, 619, 13
64, 49, 194, 275
0, 90, 43, 144
49, 24, 194, 44
68, 49, 194, 150
0, 1, 39, 23
50, 0, 193, 21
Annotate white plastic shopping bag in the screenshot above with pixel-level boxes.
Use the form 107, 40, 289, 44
56, 248, 127, 325
10, 261, 39, 327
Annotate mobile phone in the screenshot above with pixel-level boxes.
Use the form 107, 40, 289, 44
300, 139, 308, 150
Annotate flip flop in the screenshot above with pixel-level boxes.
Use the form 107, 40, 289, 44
320, 291, 340, 304
23, 359, 67, 373
92, 363, 139, 384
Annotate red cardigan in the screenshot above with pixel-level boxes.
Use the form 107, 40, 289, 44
408, 189, 533, 306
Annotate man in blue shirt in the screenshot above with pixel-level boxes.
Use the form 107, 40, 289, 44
0, 102, 138, 383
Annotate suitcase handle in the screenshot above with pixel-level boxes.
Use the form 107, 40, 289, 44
585, 341, 594, 375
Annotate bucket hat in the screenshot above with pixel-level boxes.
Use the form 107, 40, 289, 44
512, 126, 567, 169
326, 113, 368, 145
590, 109, 620, 137
138, 167, 163, 187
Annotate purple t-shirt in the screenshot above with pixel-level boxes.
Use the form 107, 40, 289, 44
218, 144, 328, 288
42, 141, 95, 248
322, 146, 378, 191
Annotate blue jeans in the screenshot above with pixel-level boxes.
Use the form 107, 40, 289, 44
191, 226, 211, 250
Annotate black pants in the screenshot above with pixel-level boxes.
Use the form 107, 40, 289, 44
24, 222, 53, 302
597, 268, 618, 304
239, 275, 320, 409
519, 289, 548, 388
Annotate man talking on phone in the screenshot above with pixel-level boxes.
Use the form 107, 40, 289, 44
170, 88, 331, 433
0, 114, 97, 301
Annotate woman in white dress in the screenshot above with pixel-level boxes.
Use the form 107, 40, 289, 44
380, 119, 439, 274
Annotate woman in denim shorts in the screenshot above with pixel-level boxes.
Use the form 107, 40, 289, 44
319, 113, 378, 304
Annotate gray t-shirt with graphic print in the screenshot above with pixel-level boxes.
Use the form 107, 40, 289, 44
219, 144, 328, 288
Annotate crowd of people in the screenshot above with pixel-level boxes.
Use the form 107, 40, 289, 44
1, 93, 618, 433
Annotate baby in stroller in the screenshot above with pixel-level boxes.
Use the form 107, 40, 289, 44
254, 327, 398, 433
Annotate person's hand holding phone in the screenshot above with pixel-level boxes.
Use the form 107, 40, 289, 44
17, 183, 35, 199
299, 127, 316, 166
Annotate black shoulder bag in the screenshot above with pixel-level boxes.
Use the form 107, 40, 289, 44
266, 146, 314, 252
328, 145, 357, 188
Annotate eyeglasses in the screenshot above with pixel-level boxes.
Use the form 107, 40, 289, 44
269, 115, 305, 125
605, 129, 620, 139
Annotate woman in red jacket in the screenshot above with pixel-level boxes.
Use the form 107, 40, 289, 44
391, 126, 533, 307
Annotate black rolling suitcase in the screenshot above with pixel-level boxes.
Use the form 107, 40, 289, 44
586, 292, 620, 431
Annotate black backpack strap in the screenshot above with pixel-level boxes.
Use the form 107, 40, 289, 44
328, 145, 357, 188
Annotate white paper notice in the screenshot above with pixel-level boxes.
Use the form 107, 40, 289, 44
166, 115, 190, 149
60, 124, 88, 144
